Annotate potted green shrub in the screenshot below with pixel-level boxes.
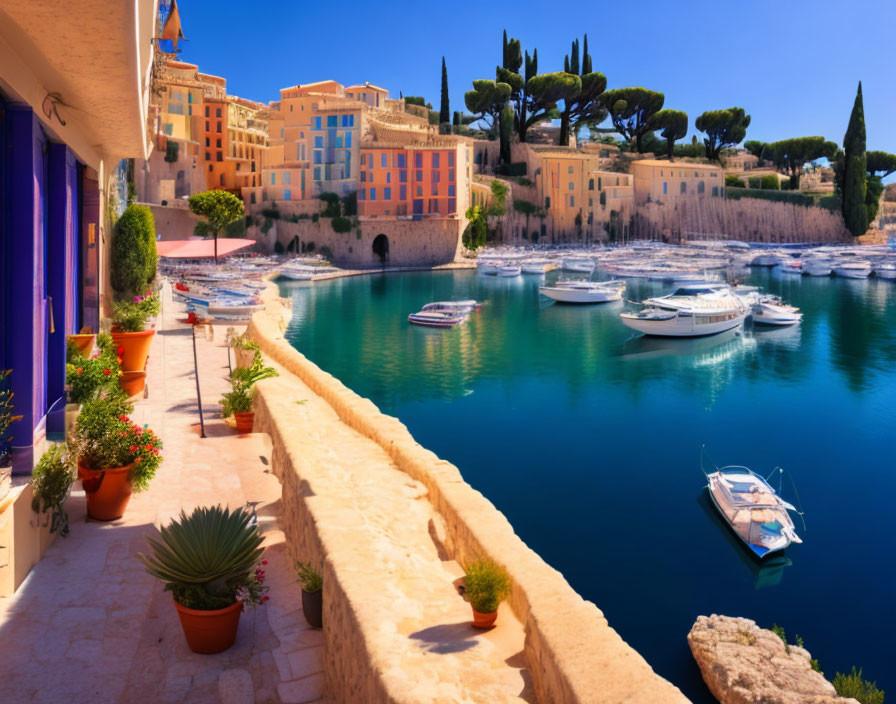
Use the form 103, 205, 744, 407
138, 505, 269, 654
69, 396, 163, 520
459, 559, 511, 628
30, 443, 75, 537
296, 562, 323, 629
66, 333, 122, 404
110, 298, 155, 393
221, 351, 277, 434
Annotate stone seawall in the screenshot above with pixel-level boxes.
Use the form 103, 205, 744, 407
247, 293, 689, 704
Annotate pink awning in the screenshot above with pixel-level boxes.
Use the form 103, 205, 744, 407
157, 238, 256, 258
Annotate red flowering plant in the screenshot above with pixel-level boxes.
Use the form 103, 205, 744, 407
65, 333, 123, 404
69, 397, 163, 491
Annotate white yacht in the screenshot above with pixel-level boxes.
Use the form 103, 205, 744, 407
620, 284, 747, 337
833, 260, 872, 278
802, 259, 833, 277
539, 280, 625, 304
873, 262, 896, 280
477, 259, 501, 275
408, 310, 466, 327
421, 300, 481, 315
706, 466, 803, 558
521, 259, 551, 275
751, 297, 802, 326
498, 264, 521, 277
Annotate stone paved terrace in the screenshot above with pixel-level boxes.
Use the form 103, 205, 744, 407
0, 290, 325, 704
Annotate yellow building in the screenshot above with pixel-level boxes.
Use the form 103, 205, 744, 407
631, 159, 724, 205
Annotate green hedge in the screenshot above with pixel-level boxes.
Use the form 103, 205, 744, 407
111, 204, 156, 300
726, 187, 841, 211
494, 162, 527, 177
725, 174, 746, 188
760, 174, 780, 190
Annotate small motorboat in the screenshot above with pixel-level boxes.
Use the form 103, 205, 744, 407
521, 259, 551, 275
421, 300, 481, 314
775, 260, 803, 275
750, 254, 783, 267
477, 259, 500, 275
562, 257, 596, 274
873, 262, 896, 280
833, 260, 872, 278
408, 310, 466, 327
706, 465, 803, 558
498, 264, 521, 277
539, 280, 625, 304
802, 259, 832, 277
751, 297, 802, 326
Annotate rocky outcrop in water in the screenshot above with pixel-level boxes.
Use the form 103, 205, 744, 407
688, 615, 859, 704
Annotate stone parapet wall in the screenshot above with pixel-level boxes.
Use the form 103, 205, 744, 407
247, 293, 689, 704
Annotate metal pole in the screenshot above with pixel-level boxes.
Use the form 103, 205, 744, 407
226, 343, 232, 375
192, 325, 206, 438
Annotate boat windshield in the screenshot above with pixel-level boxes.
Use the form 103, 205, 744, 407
671, 286, 723, 296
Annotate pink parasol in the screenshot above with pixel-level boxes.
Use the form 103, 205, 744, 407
157, 238, 256, 258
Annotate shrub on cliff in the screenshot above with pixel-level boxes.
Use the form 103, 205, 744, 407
331, 216, 352, 234
833, 668, 884, 704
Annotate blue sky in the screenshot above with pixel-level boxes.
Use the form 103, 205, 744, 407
172, 0, 895, 154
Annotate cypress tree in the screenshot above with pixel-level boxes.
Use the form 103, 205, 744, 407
842, 81, 868, 237
564, 55, 570, 73
569, 39, 579, 75
502, 30, 508, 69
439, 57, 450, 124
582, 35, 592, 74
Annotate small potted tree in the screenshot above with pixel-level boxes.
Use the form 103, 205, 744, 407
30, 443, 75, 538
221, 381, 254, 434
296, 562, 323, 629
69, 397, 163, 520
110, 299, 154, 395
138, 505, 269, 654
459, 559, 511, 629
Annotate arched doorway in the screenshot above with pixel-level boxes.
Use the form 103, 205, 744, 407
372, 234, 389, 265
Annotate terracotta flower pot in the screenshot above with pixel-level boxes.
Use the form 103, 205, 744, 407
68, 334, 96, 358
77, 460, 134, 521
111, 329, 155, 372
118, 370, 146, 398
302, 589, 322, 629
234, 412, 254, 434
471, 608, 498, 629
174, 598, 243, 654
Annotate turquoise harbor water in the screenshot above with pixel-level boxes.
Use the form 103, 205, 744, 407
280, 268, 896, 702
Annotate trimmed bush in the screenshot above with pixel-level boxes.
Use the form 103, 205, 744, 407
111, 204, 157, 300
748, 177, 762, 189
725, 174, 746, 188
760, 174, 780, 190
726, 187, 840, 212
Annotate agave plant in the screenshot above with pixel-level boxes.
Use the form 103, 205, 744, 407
138, 505, 265, 610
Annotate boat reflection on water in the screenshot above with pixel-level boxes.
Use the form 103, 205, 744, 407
751, 322, 802, 350
696, 492, 793, 590
617, 326, 747, 362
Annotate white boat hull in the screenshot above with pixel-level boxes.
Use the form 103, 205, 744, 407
802, 263, 832, 276
620, 310, 747, 337
874, 266, 896, 279
833, 265, 871, 279
539, 286, 622, 304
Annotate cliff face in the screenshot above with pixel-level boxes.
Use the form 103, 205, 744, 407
688, 615, 859, 704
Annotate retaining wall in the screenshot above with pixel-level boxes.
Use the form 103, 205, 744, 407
247, 294, 689, 704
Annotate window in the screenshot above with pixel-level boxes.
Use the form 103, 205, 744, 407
680, 182, 687, 194
381, 153, 387, 168
416, 170, 423, 182
448, 185, 455, 197
386, 172, 391, 184
712, 186, 719, 196
432, 171, 439, 183
370, 188, 376, 201
220, 174, 225, 186
205, 137, 210, 147
314, 152, 322, 164
361, 172, 366, 183
216, 108, 221, 117
384, 187, 391, 200
589, 198, 593, 207
417, 185, 423, 196
698, 181, 705, 194
314, 136, 323, 148
327, 115, 337, 127
432, 153, 440, 168
545, 197, 551, 208
345, 132, 351, 147
431, 182, 438, 196
216, 122, 221, 133
314, 117, 322, 129
205, 106, 209, 117
397, 153, 406, 168
208, 164, 213, 172
217, 151, 223, 162
663, 182, 668, 195
415, 153, 423, 168
271, 173, 276, 185
568, 165, 573, 174
588, 178, 594, 191
399, 185, 406, 200
569, 181, 574, 191
448, 197, 456, 212
448, 152, 454, 167
399, 170, 407, 183
205, 121, 210, 131
314, 167, 321, 180
250, 192, 256, 204
448, 169, 455, 182
282, 172, 290, 185
359, 188, 366, 201
216, 138, 221, 148
569, 195, 574, 207
283, 189, 291, 201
